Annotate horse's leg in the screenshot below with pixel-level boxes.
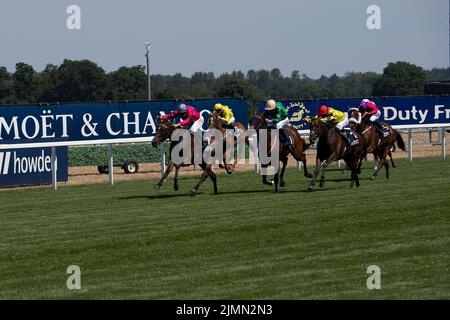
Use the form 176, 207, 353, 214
262, 164, 274, 186
273, 166, 279, 192
349, 168, 358, 189
385, 159, 390, 180
389, 150, 397, 168
371, 150, 386, 180
319, 153, 339, 188
308, 157, 323, 191
191, 166, 210, 194
279, 157, 288, 187
208, 168, 218, 194
301, 153, 313, 178
173, 165, 180, 191
319, 160, 331, 188
154, 160, 175, 190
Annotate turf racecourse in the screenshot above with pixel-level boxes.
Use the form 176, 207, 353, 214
0, 157, 449, 299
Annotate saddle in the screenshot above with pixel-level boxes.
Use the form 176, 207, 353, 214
337, 128, 359, 147
372, 122, 390, 138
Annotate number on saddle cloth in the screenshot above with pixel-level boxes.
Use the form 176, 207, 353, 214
346, 130, 359, 147
373, 122, 390, 138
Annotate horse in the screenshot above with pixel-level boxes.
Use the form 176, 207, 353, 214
307, 117, 366, 190
348, 109, 406, 180
207, 112, 248, 174
151, 117, 218, 194
248, 114, 312, 192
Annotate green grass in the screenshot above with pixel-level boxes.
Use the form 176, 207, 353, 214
0, 157, 449, 299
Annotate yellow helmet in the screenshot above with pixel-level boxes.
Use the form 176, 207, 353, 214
214, 103, 223, 110
265, 99, 276, 111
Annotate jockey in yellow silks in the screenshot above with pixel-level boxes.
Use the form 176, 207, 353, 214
212, 103, 236, 128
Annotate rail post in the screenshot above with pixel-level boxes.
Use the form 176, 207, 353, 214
441, 127, 447, 159
160, 142, 166, 178
408, 128, 413, 162
51, 146, 57, 191
108, 144, 114, 185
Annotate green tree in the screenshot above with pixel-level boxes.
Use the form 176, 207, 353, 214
0, 67, 14, 103
13, 62, 40, 103
56, 59, 109, 102
39, 64, 60, 102
372, 61, 427, 96
108, 66, 147, 101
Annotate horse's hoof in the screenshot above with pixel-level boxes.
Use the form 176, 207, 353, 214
305, 173, 313, 179
280, 181, 285, 187
319, 182, 325, 188
154, 184, 161, 190
307, 186, 315, 192
174, 185, 179, 191
191, 188, 198, 194
357, 168, 362, 174
370, 176, 376, 181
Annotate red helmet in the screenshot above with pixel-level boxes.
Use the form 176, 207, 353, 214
318, 105, 329, 116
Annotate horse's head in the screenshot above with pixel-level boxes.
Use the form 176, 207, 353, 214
308, 117, 326, 144
348, 108, 360, 130
152, 117, 175, 147
248, 114, 267, 131
208, 112, 222, 129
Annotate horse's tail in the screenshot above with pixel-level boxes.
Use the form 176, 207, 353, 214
394, 129, 406, 151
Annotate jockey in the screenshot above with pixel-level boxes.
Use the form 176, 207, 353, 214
212, 103, 235, 129
359, 99, 383, 134
317, 105, 348, 131
317, 105, 358, 146
263, 99, 293, 152
162, 103, 204, 134
162, 103, 208, 148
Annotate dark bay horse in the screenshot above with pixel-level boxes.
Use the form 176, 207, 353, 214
208, 113, 247, 174
248, 114, 312, 192
151, 118, 217, 194
307, 117, 366, 190
348, 110, 406, 180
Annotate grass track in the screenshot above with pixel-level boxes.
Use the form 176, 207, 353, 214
0, 157, 449, 299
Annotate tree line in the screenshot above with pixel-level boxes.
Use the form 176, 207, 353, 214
0, 59, 448, 114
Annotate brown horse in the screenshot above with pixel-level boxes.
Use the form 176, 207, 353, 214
248, 114, 312, 192
208, 112, 247, 174
348, 110, 406, 180
151, 117, 217, 194
307, 117, 366, 190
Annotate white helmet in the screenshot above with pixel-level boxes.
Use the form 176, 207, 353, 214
265, 99, 276, 111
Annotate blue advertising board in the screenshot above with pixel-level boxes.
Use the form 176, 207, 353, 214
258, 96, 450, 131
0, 147, 68, 188
0, 98, 248, 147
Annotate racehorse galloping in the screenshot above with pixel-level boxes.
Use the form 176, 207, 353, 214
208, 112, 247, 174
152, 117, 217, 194
307, 117, 366, 190
249, 114, 312, 192
348, 109, 406, 180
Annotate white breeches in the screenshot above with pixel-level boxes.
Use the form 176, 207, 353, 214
276, 117, 290, 129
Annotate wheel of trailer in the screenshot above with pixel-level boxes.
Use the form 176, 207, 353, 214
123, 160, 139, 174
98, 165, 109, 174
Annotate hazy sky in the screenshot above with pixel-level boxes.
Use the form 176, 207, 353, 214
0, 0, 448, 78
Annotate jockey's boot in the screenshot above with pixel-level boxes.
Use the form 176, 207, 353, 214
280, 128, 294, 153
371, 121, 384, 138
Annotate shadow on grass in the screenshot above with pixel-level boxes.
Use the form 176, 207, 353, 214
120, 187, 309, 201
